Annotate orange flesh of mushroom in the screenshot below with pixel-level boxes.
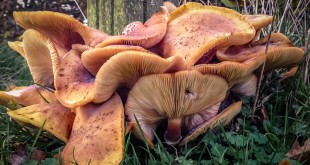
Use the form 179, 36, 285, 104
54, 50, 95, 108
7, 103, 75, 142
61, 93, 124, 165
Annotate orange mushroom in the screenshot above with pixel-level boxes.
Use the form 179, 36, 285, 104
125, 70, 228, 144
94, 50, 186, 103
61, 93, 124, 165
160, 2, 255, 67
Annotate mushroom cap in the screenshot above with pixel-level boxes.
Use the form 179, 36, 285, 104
244, 14, 273, 30
94, 50, 186, 103
22, 29, 58, 86
81, 45, 150, 76
160, 2, 255, 67
7, 103, 75, 142
216, 33, 297, 62
179, 101, 242, 145
0, 85, 57, 110
125, 70, 228, 142
95, 6, 168, 49
61, 93, 124, 165
13, 11, 91, 52
216, 33, 304, 72
8, 41, 25, 57
190, 54, 265, 87
54, 50, 95, 108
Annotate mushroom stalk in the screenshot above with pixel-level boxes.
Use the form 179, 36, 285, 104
164, 118, 182, 144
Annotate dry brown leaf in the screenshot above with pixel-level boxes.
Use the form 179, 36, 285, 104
286, 138, 310, 161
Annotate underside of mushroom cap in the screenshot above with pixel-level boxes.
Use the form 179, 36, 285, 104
7, 103, 75, 142
54, 50, 95, 108
160, 2, 255, 67
8, 41, 25, 57
94, 50, 186, 103
95, 6, 169, 49
13, 11, 92, 51
81, 45, 150, 76
190, 54, 265, 87
180, 101, 242, 145
22, 29, 58, 86
0, 85, 57, 110
61, 93, 124, 165
244, 14, 273, 30
231, 74, 258, 96
125, 70, 228, 143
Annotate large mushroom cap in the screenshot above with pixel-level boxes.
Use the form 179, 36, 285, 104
216, 33, 304, 72
54, 50, 95, 108
61, 93, 124, 165
160, 2, 255, 67
125, 70, 228, 143
190, 54, 265, 87
81, 45, 149, 76
0, 85, 57, 110
95, 6, 169, 49
180, 101, 242, 145
7, 103, 75, 142
22, 29, 58, 86
94, 50, 186, 103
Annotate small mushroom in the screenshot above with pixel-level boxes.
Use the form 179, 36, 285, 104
190, 55, 265, 87
179, 101, 242, 145
7, 103, 75, 142
95, 6, 169, 49
0, 85, 57, 110
160, 2, 255, 67
54, 50, 95, 108
81, 45, 150, 76
125, 70, 228, 144
61, 93, 124, 165
94, 50, 186, 103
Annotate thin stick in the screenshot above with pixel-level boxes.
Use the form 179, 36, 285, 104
251, 10, 276, 118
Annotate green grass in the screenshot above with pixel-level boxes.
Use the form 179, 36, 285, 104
0, 0, 309, 164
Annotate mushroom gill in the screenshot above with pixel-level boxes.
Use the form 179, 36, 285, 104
95, 6, 169, 49
125, 70, 228, 144
81, 45, 150, 76
54, 50, 95, 108
22, 29, 58, 87
94, 50, 186, 103
190, 54, 265, 87
61, 93, 124, 165
180, 101, 242, 145
160, 2, 255, 67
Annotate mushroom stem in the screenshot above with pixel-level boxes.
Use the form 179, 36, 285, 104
164, 118, 182, 144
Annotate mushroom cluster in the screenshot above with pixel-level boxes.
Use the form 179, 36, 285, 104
0, 2, 305, 164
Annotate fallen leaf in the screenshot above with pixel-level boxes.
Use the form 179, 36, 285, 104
9, 144, 27, 165
286, 138, 310, 161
